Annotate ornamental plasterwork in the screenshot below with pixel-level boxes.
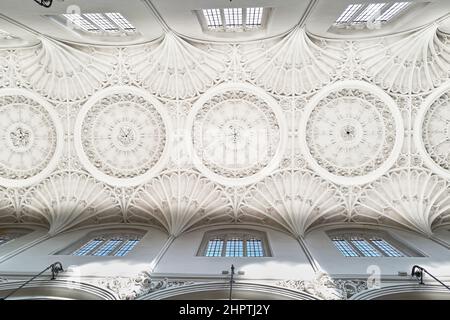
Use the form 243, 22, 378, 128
74, 86, 171, 187
15, 38, 116, 103
0, 24, 449, 237
276, 273, 367, 300
415, 81, 450, 179
186, 82, 287, 186
92, 271, 194, 300
355, 169, 450, 236
300, 80, 404, 185
0, 89, 63, 188
0, 52, 14, 89
240, 169, 347, 237
241, 27, 345, 96
128, 170, 234, 236
359, 25, 450, 95
129, 33, 229, 101
21, 171, 122, 236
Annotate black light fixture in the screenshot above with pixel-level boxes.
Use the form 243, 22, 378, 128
411, 265, 450, 291
411, 265, 424, 285
34, 0, 53, 8
0, 262, 64, 300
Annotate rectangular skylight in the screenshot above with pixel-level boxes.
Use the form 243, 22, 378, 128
63, 13, 98, 31
375, 2, 411, 21
60, 13, 136, 33
224, 8, 243, 27
335, 4, 363, 23
200, 7, 267, 31
353, 3, 386, 22
246, 7, 263, 26
202, 9, 222, 28
84, 13, 118, 31
105, 13, 135, 30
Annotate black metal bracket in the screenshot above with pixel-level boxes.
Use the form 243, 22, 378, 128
411, 265, 450, 291
50, 262, 64, 280
0, 262, 64, 300
34, 0, 53, 8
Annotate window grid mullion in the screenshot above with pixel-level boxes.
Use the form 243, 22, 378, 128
90, 238, 109, 255
115, 239, 140, 257
72, 239, 104, 256
349, 4, 366, 23
201, 231, 268, 257
102, 14, 122, 31
242, 8, 247, 28
86, 240, 103, 255
365, 236, 386, 257
109, 238, 126, 256
350, 235, 381, 257
83, 13, 117, 32
368, 239, 385, 257
344, 235, 364, 257
363, 235, 383, 256
93, 239, 123, 256
81, 14, 101, 31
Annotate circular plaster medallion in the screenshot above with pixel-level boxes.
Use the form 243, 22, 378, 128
186, 82, 287, 186
300, 80, 404, 185
415, 81, 450, 179
74, 86, 171, 187
0, 88, 63, 187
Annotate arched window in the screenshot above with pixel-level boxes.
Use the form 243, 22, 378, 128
198, 229, 271, 257
0, 228, 31, 246
60, 230, 144, 257
327, 229, 423, 257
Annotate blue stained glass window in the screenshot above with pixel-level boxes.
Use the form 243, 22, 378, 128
246, 238, 264, 257
72, 239, 103, 256
351, 238, 382, 257
114, 239, 140, 257
371, 238, 403, 257
93, 239, 123, 256
225, 238, 244, 257
332, 238, 359, 257
205, 238, 224, 257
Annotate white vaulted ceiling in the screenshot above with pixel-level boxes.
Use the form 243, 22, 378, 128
0, 0, 449, 241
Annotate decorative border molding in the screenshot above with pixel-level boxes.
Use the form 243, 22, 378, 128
351, 283, 450, 300
138, 281, 319, 300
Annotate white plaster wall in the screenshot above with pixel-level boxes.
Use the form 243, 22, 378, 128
306, 225, 450, 277
0, 225, 169, 277
2, 224, 450, 281
154, 225, 315, 280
